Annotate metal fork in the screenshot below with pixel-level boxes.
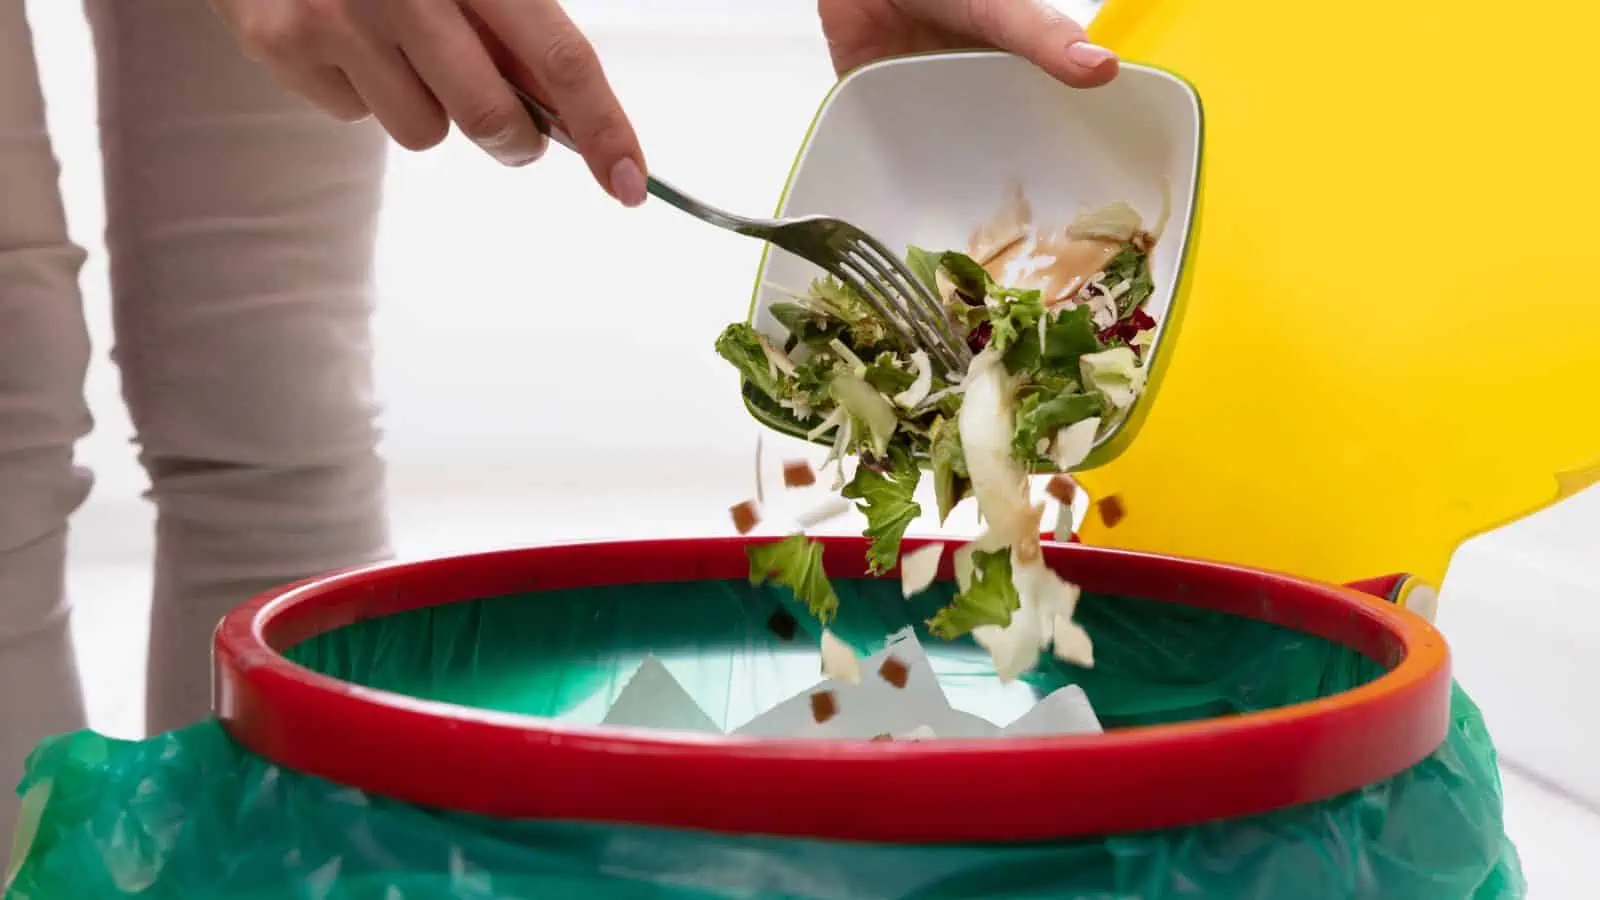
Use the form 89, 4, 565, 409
512, 87, 972, 374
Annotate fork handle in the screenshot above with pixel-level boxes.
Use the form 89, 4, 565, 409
510, 84, 578, 154
509, 83, 757, 234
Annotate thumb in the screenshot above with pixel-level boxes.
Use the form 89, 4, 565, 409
964, 0, 1118, 87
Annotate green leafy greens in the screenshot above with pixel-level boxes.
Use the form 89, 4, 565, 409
841, 446, 922, 574
718, 201, 1160, 637
926, 549, 1021, 639
747, 534, 839, 623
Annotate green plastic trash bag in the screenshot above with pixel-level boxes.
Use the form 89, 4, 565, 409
6, 579, 1525, 899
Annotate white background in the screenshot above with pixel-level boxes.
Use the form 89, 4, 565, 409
17, 0, 1600, 893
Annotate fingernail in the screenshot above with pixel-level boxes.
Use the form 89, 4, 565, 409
609, 157, 647, 208
1066, 41, 1117, 69
499, 145, 545, 168
476, 123, 547, 167
479, 122, 517, 149
485, 136, 546, 168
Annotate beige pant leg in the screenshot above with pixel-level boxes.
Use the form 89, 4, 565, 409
0, 2, 94, 856
84, 0, 392, 734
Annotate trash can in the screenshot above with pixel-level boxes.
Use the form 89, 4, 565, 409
5, 536, 1523, 899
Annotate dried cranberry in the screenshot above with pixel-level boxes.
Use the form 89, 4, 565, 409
1045, 475, 1077, 505
729, 500, 761, 535
966, 322, 993, 352
1098, 307, 1157, 346
857, 452, 889, 474
782, 460, 816, 488
877, 656, 910, 689
766, 609, 799, 641
810, 690, 839, 724
1097, 495, 1127, 528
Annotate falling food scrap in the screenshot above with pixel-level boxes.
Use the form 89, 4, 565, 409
766, 608, 799, 641
730, 500, 761, 535
1045, 474, 1077, 506
1097, 494, 1126, 528
810, 690, 839, 724
754, 434, 766, 503
820, 628, 862, 685
795, 496, 853, 530
877, 655, 910, 689
898, 543, 944, 598
783, 460, 817, 488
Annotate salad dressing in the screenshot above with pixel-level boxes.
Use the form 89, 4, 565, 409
1032, 230, 1124, 309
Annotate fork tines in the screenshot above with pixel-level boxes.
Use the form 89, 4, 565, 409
825, 229, 970, 374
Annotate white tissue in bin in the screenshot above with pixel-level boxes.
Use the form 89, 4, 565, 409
601, 629, 1102, 739
601, 655, 722, 735
1000, 684, 1102, 736
732, 628, 975, 739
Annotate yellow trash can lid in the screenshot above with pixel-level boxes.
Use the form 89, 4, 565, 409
1075, 0, 1600, 586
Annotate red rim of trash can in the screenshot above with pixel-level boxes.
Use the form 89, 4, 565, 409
213, 536, 1452, 844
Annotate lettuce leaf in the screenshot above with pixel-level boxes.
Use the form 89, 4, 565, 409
1103, 246, 1155, 319
715, 323, 785, 401
747, 535, 840, 623
1003, 304, 1101, 375
927, 548, 1020, 639
929, 415, 970, 524
809, 277, 891, 349
1012, 391, 1104, 461
937, 251, 993, 300
905, 245, 943, 294
1080, 346, 1146, 409
841, 446, 922, 574
985, 289, 1046, 354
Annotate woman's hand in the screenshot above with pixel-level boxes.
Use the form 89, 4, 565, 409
818, 0, 1118, 87
210, 0, 648, 206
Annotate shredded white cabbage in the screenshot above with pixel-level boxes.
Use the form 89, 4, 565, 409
899, 543, 944, 598
795, 496, 854, 530
956, 348, 1038, 549
1080, 347, 1146, 410
1049, 416, 1101, 471
829, 373, 897, 458
760, 338, 797, 378
828, 338, 866, 374
1051, 502, 1074, 543
1066, 201, 1143, 243
754, 434, 766, 505
820, 628, 862, 685
892, 350, 934, 409
806, 407, 846, 442
971, 591, 1044, 682
956, 347, 1096, 679
1052, 617, 1095, 668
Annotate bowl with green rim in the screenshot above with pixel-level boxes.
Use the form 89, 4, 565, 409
739, 52, 1202, 471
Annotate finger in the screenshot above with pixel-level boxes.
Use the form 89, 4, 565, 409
470, 0, 647, 206
965, 0, 1118, 87
393, 1, 546, 167
338, 40, 450, 151
278, 64, 372, 122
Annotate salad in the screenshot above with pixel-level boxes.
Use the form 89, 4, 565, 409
717, 188, 1163, 680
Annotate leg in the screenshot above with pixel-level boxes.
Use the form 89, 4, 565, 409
0, 4, 93, 851
85, 0, 391, 733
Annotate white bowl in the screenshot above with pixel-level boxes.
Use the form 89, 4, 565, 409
741, 52, 1202, 469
